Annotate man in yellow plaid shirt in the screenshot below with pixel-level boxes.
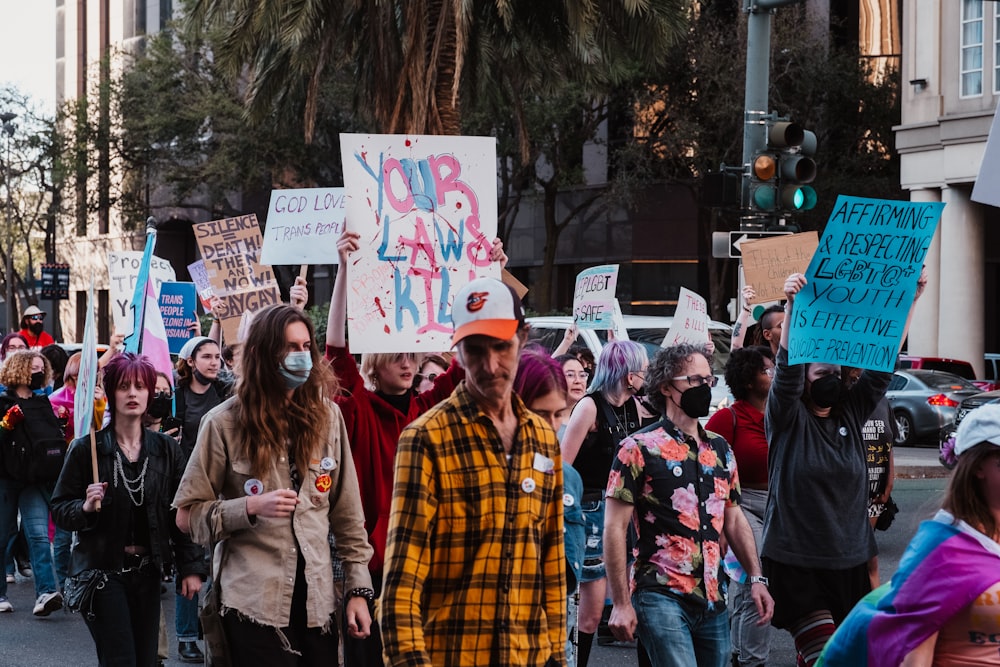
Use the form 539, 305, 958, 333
379, 277, 567, 667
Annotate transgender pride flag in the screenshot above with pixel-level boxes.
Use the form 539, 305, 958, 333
817, 510, 1000, 667
123, 226, 174, 385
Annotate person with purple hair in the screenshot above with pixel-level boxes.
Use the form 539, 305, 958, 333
513, 345, 586, 667
52, 353, 206, 666
560, 339, 657, 667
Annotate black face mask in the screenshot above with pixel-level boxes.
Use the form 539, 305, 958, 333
678, 383, 713, 419
631, 383, 647, 397
29, 371, 46, 391
193, 368, 213, 386
809, 374, 845, 408
28, 322, 44, 335
148, 393, 173, 420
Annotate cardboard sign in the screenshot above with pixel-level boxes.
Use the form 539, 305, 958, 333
187, 260, 215, 312
158, 282, 198, 355
572, 264, 619, 330
789, 195, 945, 372
339, 133, 499, 352
662, 287, 710, 347
741, 232, 819, 304
108, 251, 176, 336
193, 214, 281, 344
260, 187, 347, 265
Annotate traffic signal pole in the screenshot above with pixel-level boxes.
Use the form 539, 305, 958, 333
741, 0, 806, 231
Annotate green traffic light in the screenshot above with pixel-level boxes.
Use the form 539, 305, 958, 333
751, 184, 777, 211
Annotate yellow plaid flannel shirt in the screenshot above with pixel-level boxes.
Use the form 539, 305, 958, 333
379, 382, 567, 667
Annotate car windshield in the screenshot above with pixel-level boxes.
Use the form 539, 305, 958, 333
918, 361, 975, 380
595, 328, 732, 373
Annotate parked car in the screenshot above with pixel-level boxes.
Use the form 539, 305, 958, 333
525, 314, 734, 418
886, 369, 981, 446
983, 353, 1000, 386
938, 388, 1000, 468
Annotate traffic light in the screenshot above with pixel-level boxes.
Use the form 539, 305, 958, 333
748, 151, 779, 212
770, 120, 817, 212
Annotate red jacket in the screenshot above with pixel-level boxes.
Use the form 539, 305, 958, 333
19, 328, 54, 348
326, 344, 463, 572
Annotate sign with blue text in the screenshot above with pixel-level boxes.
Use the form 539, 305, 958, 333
573, 265, 619, 330
339, 133, 499, 352
158, 282, 198, 355
789, 195, 945, 372
260, 187, 347, 265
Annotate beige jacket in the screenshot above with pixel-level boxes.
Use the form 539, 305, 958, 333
173, 397, 373, 629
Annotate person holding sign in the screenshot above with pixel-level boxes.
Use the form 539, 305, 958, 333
324, 230, 470, 667
762, 271, 926, 667
173, 304, 374, 666
51, 353, 206, 665
560, 340, 657, 667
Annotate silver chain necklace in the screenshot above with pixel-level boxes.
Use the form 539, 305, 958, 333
113, 448, 148, 507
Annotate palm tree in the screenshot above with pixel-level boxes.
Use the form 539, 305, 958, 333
185, 0, 690, 140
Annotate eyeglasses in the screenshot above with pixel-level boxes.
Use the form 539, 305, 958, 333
564, 371, 589, 380
672, 374, 718, 388
416, 373, 439, 384
153, 391, 173, 400
27, 315, 44, 322
762, 368, 775, 378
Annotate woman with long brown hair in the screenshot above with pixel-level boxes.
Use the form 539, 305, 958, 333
174, 303, 374, 666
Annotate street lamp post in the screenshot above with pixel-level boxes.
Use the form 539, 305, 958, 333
1, 111, 16, 332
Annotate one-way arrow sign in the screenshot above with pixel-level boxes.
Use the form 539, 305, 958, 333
729, 230, 792, 258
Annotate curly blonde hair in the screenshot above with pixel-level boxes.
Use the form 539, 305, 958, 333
0, 349, 52, 389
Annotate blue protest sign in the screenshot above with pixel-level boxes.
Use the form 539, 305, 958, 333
788, 195, 944, 372
158, 282, 198, 355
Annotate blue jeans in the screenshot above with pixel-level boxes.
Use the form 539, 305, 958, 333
633, 589, 731, 667
0, 478, 57, 598
175, 589, 200, 642
53, 526, 73, 591
580, 499, 606, 583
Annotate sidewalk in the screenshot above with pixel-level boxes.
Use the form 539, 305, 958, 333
893, 445, 949, 479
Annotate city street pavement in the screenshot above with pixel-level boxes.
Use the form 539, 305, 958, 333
0, 473, 950, 666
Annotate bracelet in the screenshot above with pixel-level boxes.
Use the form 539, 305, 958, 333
346, 587, 375, 602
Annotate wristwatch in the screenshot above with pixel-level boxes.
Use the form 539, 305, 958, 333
748, 575, 769, 586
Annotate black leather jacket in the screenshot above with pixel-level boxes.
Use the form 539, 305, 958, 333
51, 426, 207, 580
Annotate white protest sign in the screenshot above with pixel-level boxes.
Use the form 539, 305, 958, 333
611, 299, 630, 341
107, 251, 176, 336
972, 109, 1000, 207
572, 264, 619, 330
260, 187, 347, 265
339, 133, 499, 353
662, 287, 710, 347
186, 260, 215, 312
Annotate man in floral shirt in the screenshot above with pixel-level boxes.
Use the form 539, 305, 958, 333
604, 343, 773, 667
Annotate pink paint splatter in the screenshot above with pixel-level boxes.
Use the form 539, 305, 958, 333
384, 325, 391, 334
374, 297, 386, 317
405, 139, 411, 147
455, 202, 462, 209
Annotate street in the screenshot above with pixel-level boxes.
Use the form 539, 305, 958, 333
0, 453, 947, 667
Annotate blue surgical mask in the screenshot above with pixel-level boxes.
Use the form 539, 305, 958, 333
279, 351, 313, 390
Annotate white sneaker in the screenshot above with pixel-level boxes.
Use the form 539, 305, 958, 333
4, 574, 13, 584
0, 597, 12, 612
32, 591, 62, 617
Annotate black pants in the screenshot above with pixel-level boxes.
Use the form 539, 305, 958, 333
84, 567, 162, 667
343, 571, 383, 667
223, 556, 338, 667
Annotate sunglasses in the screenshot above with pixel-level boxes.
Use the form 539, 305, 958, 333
27, 315, 44, 322
416, 373, 439, 384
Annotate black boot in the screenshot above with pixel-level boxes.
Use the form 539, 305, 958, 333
178, 641, 205, 664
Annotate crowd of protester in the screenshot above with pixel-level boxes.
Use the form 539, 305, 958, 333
1, 242, 997, 667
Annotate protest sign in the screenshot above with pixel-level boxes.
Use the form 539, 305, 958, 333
573, 265, 619, 330
789, 195, 945, 372
158, 282, 198, 355
611, 299, 630, 341
108, 251, 176, 335
662, 287, 710, 347
193, 214, 281, 344
187, 260, 215, 312
260, 187, 347, 265
972, 109, 1000, 207
339, 133, 499, 352
741, 232, 819, 304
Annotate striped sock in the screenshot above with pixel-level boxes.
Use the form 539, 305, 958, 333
790, 611, 836, 666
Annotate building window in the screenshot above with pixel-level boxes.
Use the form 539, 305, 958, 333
961, 0, 984, 97
994, 3, 1000, 93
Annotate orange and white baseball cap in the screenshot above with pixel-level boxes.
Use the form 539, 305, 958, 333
451, 277, 525, 346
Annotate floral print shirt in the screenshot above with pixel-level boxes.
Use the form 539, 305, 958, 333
606, 416, 741, 611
